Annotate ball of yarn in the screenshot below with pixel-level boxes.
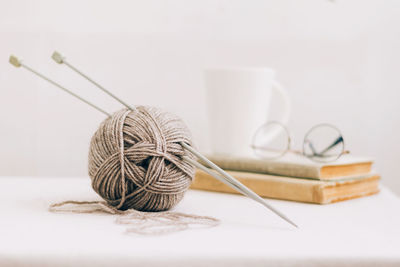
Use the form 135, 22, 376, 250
88, 106, 195, 212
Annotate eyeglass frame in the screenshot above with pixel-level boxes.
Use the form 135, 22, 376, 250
250, 121, 350, 162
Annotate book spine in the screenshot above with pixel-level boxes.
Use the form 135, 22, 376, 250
191, 170, 323, 203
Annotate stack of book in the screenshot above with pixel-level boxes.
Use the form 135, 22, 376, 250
191, 154, 379, 204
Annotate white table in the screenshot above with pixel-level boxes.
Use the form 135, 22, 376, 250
1, 177, 399, 267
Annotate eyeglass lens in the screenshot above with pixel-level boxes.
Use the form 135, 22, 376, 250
251, 122, 290, 159
303, 124, 344, 162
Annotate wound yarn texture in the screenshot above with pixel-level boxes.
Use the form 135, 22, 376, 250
88, 106, 196, 212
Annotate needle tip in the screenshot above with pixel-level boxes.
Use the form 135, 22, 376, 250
9, 55, 21, 67
274, 210, 299, 228
52, 51, 64, 64
286, 218, 299, 228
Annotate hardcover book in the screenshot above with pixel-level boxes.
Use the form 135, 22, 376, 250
205, 154, 373, 180
191, 169, 380, 204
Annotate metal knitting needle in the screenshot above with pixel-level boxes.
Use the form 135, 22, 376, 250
182, 156, 246, 194
51, 51, 136, 111
50, 51, 298, 228
9, 55, 111, 117
182, 146, 298, 228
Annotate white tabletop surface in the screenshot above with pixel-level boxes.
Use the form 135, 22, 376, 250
1, 176, 399, 267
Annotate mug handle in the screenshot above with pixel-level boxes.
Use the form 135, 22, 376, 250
270, 80, 291, 125
255, 81, 292, 146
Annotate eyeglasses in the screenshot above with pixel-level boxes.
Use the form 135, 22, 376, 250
251, 122, 349, 162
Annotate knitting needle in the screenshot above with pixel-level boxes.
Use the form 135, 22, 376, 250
9, 55, 111, 117
51, 51, 136, 111
12, 51, 296, 228
183, 156, 249, 195
50, 51, 298, 228
182, 146, 298, 228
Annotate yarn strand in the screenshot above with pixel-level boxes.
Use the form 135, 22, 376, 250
49, 201, 219, 235
116, 109, 131, 209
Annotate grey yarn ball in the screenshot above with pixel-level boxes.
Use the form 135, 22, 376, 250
88, 106, 195, 212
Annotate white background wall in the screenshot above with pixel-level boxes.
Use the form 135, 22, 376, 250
1, 0, 399, 194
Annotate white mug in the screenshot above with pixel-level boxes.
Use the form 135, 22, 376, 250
204, 67, 291, 156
